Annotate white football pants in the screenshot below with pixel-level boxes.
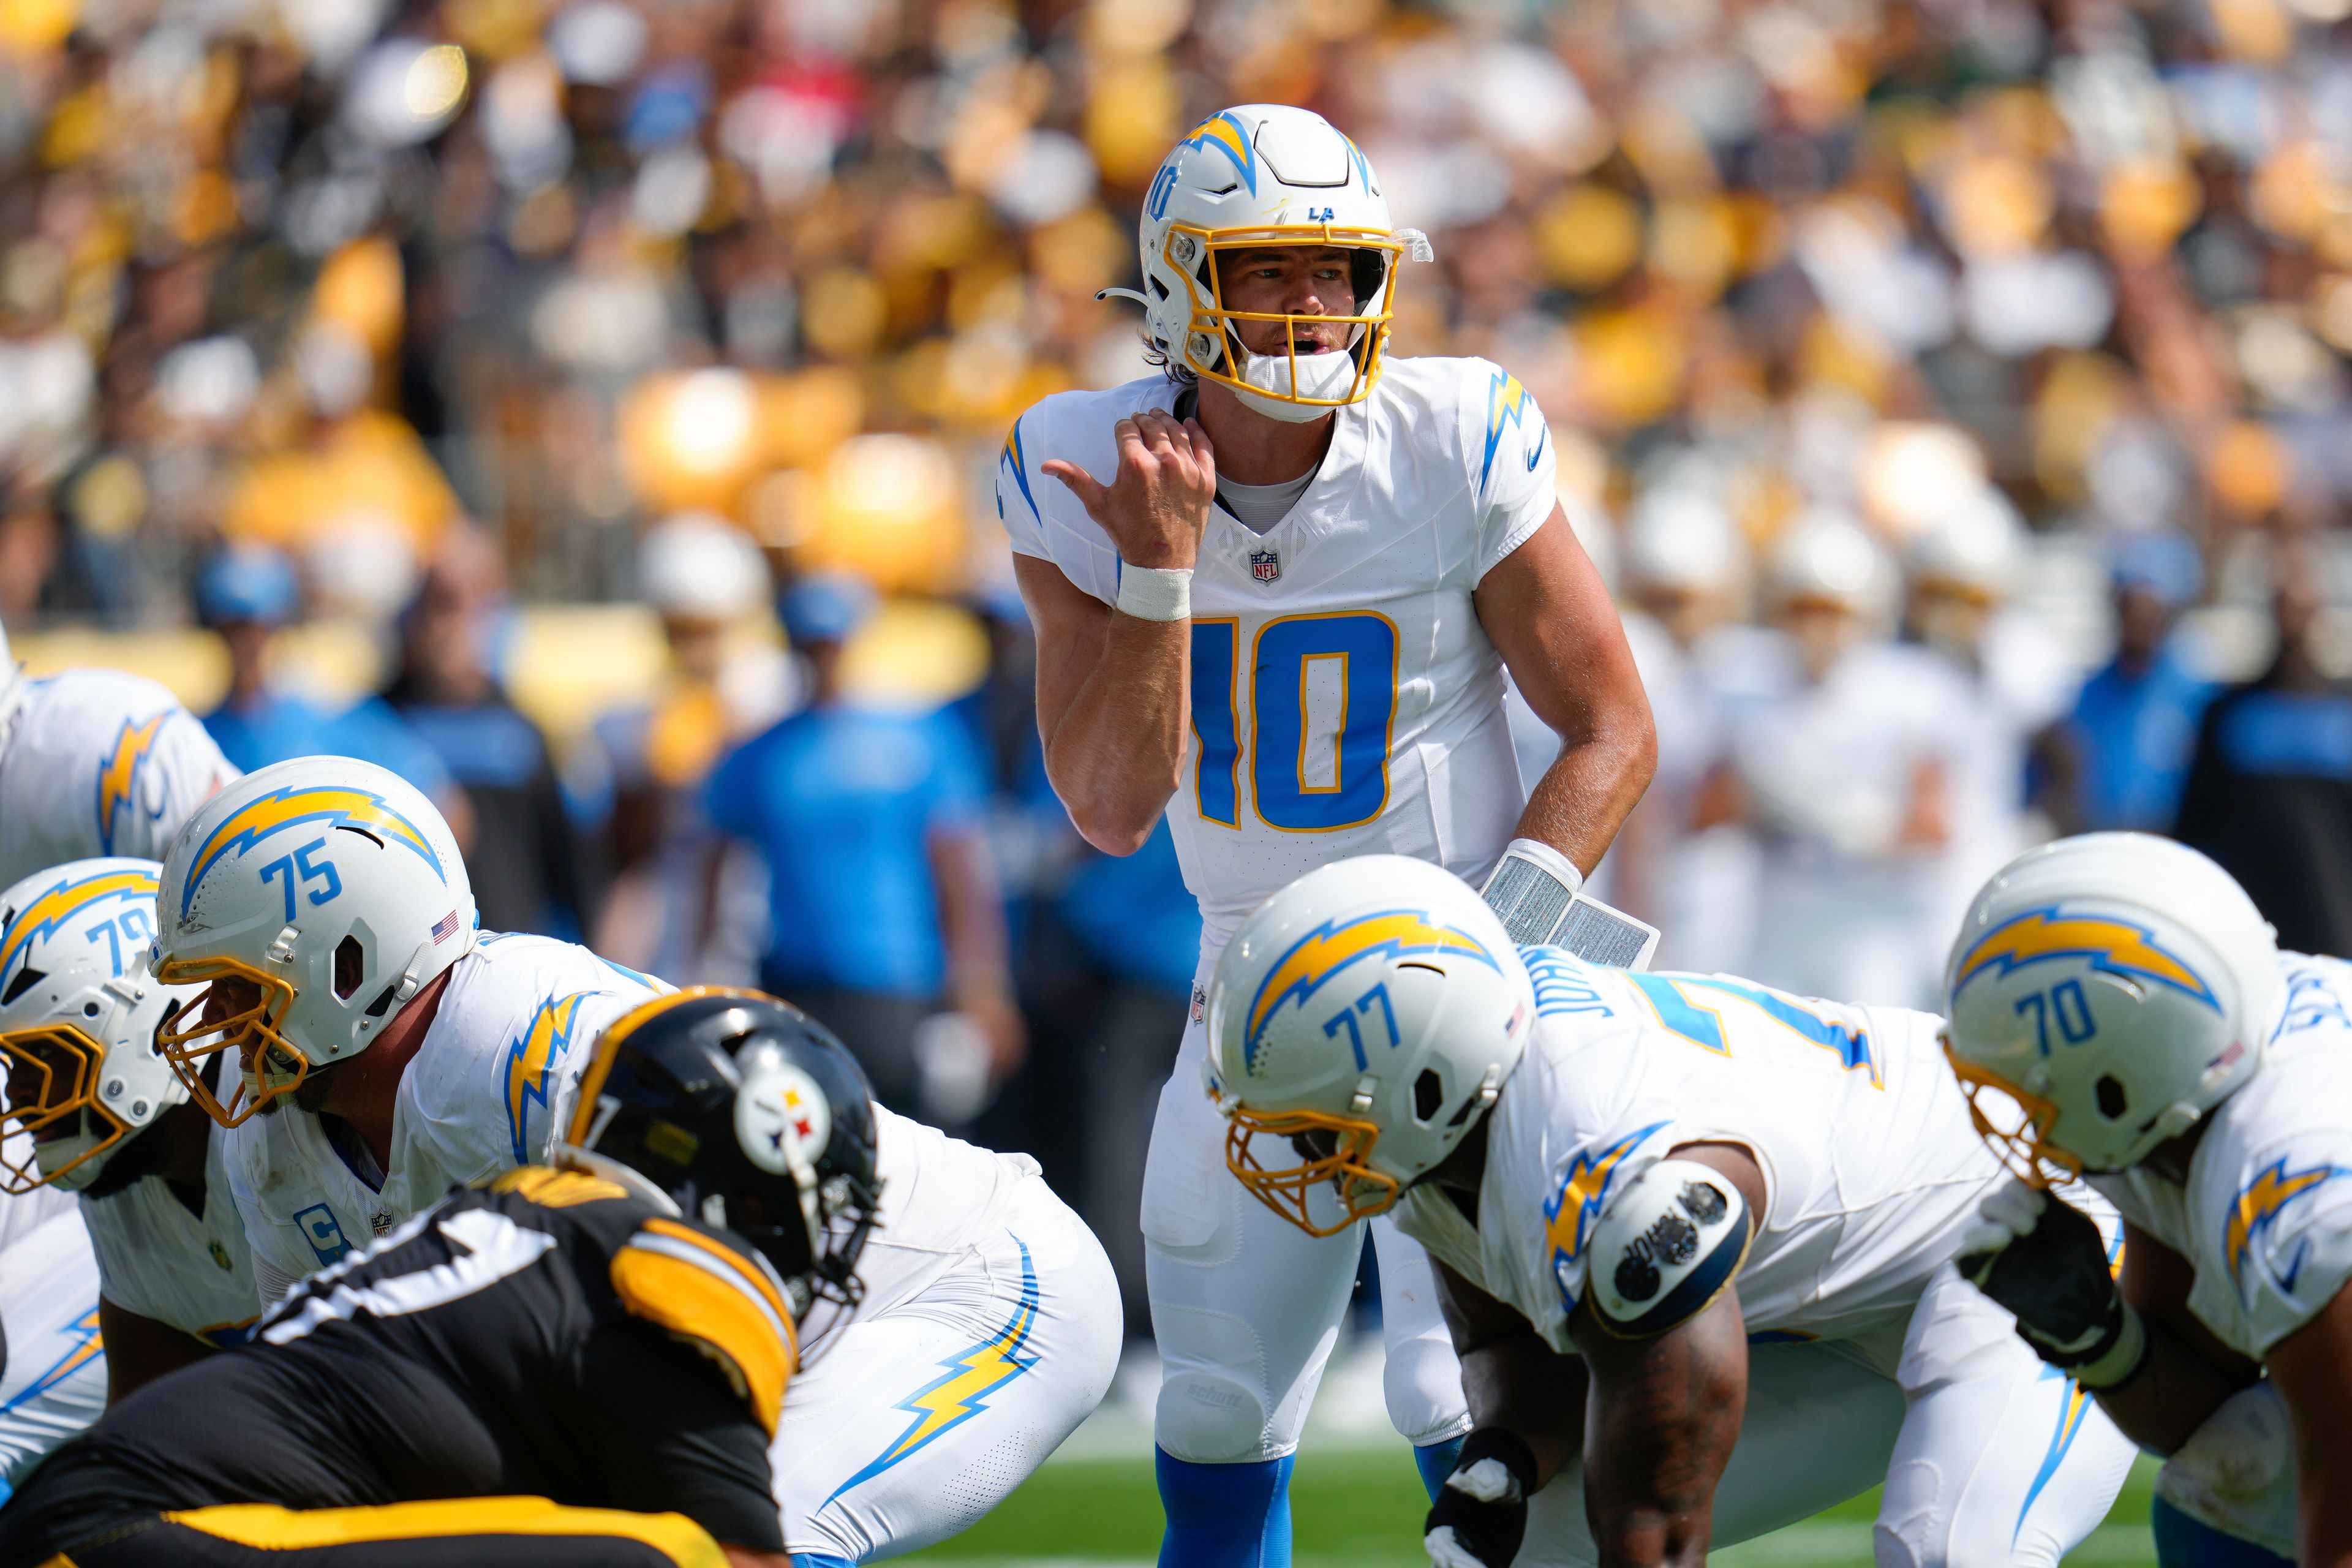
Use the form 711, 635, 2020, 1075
0, 1208, 105, 1496
1144, 1002, 1470, 1463
1518, 1263, 2137, 1566
769, 1171, 1121, 1562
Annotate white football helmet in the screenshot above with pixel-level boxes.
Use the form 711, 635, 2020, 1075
1625, 489, 1747, 598
151, 756, 476, 1125
1943, 833, 2282, 1179
1908, 486, 2025, 604
1204, 855, 1534, 1237
1766, 508, 1891, 620
0, 858, 200, 1192
1110, 105, 1432, 422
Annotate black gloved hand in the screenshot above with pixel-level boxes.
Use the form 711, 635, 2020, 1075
1424, 1427, 1539, 1568
1955, 1180, 2139, 1381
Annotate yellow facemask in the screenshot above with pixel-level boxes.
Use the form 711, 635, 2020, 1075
154, 957, 309, 1126
0, 1023, 126, 1192
1164, 223, 1420, 412
1221, 1103, 1400, 1238
1942, 1036, 2086, 1189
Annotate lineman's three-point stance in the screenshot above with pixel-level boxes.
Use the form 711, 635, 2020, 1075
1204, 855, 2135, 1566
1002, 104, 1653, 1564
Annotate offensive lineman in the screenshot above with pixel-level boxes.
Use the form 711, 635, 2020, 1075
0, 859, 258, 1400
148, 758, 1118, 1563
1942, 834, 2352, 1567
1204, 855, 2135, 1566
1000, 104, 1654, 1558
0, 622, 238, 1253
0, 988, 886, 1568
146, 756, 668, 1293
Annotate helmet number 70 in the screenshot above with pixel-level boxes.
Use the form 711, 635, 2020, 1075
2015, 980, 2097, 1057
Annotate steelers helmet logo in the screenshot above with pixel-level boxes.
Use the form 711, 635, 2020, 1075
736, 1062, 831, 1177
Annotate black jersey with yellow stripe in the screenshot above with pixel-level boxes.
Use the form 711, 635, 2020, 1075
0, 1167, 794, 1568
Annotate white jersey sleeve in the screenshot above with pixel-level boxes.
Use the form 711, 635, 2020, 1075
80, 1123, 260, 1346
225, 935, 668, 1286
0, 1210, 105, 1493
1398, 949, 1999, 1354
0, 670, 238, 888
1004, 358, 1543, 944
2098, 953, 2352, 1360
1458, 366, 1558, 581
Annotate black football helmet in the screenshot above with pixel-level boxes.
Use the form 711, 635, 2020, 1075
559, 988, 883, 1317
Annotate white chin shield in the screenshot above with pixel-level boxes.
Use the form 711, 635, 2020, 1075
1232, 349, 1361, 422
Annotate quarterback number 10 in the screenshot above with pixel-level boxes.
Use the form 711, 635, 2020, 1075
2015, 979, 2097, 1056
1191, 612, 1400, 833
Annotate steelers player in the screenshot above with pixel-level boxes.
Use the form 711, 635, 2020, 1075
1000, 104, 1654, 1559
0, 990, 878, 1568
146, 755, 666, 1293
1203, 856, 2135, 1567
0, 858, 258, 1403
1944, 835, 2352, 1567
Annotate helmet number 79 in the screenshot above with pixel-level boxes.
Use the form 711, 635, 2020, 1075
2015, 979, 2097, 1057
1323, 982, 1400, 1071
258, 838, 345, 925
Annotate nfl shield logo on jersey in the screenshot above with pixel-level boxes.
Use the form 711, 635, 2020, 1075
1250, 548, 1281, 583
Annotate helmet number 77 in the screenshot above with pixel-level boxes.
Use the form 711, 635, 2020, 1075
1324, 982, 1400, 1071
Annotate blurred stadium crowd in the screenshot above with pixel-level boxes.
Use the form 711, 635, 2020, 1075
6, 0, 2352, 1332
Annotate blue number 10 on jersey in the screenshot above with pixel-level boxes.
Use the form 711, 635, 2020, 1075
1191, 612, 1400, 832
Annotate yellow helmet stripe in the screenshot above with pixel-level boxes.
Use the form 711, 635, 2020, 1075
1244, 909, 1499, 1070
182, 786, 444, 919
1952, 907, 2218, 1011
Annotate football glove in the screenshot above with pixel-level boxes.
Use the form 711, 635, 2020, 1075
1955, 1180, 2146, 1388
1425, 1427, 1538, 1568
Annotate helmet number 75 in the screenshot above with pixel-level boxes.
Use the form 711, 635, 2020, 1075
258, 838, 345, 925
2015, 979, 2097, 1057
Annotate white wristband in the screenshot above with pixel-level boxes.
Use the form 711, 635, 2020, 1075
1115, 563, 1193, 622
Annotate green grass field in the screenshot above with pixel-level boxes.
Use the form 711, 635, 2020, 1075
901, 1450, 2165, 1567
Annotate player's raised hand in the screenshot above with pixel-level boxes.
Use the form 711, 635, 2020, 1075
1041, 407, 1215, 570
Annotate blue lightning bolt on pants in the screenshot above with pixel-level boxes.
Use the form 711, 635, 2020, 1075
768, 1177, 1121, 1562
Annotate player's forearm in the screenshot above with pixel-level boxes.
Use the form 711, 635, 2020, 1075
1515, 713, 1656, 876
1458, 1333, 1587, 1488
1041, 614, 1190, 855
2086, 1318, 2247, 1455
1578, 1300, 1746, 1568
99, 1294, 213, 1404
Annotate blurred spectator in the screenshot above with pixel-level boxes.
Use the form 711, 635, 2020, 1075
2176, 548, 2352, 956
195, 545, 467, 840
1902, 492, 2077, 930
1703, 513, 1965, 1006
706, 573, 1021, 1123
588, 514, 790, 981
2049, 532, 2218, 834
1604, 484, 1757, 973
384, 528, 590, 938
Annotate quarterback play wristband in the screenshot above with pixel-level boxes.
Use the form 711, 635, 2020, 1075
1115, 564, 1193, 622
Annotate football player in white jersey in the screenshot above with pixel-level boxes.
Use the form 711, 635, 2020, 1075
0, 622, 239, 891
1204, 856, 2135, 1567
0, 1207, 104, 1504
1943, 834, 2352, 1567
564, 990, 1121, 1566
1000, 104, 1654, 1557
143, 756, 667, 1294
0, 858, 259, 1404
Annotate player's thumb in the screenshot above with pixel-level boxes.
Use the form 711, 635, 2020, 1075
1041, 459, 1106, 513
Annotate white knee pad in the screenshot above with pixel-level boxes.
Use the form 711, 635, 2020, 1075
1382, 1328, 1471, 1447
1156, 1368, 1276, 1463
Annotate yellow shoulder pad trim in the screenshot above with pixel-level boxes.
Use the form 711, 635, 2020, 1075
639, 1217, 794, 1325
486, 1166, 628, 1208
611, 1235, 796, 1437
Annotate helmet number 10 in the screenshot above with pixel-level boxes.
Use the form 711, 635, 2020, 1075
258, 837, 346, 925
2015, 979, 2097, 1057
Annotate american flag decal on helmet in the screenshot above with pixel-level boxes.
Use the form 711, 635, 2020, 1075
431, 910, 461, 943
